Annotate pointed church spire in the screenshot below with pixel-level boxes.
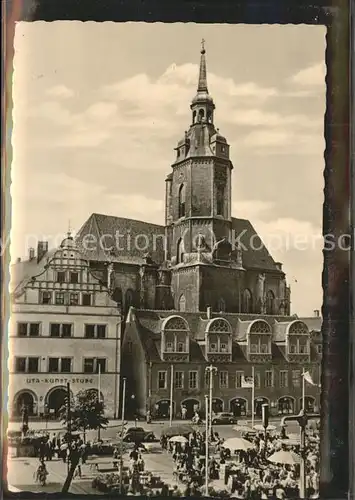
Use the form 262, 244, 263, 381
197, 38, 208, 93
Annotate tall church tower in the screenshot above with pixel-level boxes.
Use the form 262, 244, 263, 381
164, 41, 244, 313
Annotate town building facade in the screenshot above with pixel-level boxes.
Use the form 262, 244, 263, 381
9, 235, 122, 420
121, 308, 322, 420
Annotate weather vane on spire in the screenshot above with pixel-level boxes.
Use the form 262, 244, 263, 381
201, 38, 206, 53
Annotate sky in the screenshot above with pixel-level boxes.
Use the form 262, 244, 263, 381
10, 22, 326, 316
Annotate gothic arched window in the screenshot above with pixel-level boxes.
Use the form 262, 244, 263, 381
217, 297, 226, 312
243, 288, 253, 313
178, 184, 186, 218
125, 289, 135, 313
216, 184, 225, 216
243, 289, 253, 313
176, 238, 184, 264
179, 294, 186, 312
266, 290, 275, 315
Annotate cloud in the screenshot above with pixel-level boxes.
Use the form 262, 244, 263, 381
232, 200, 274, 220
226, 109, 320, 129
289, 62, 326, 87
252, 217, 324, 314
241, 129, 324, 155
46, 85, 75, 98
10, 171, 164, 260
102, 63, 278, 123
26, 100, 74, 127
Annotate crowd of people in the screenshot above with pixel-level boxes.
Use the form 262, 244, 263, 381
23, 421, 320, 498
159, 425, 320, 499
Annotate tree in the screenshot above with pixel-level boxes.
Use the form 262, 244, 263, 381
60, 389, 109, 442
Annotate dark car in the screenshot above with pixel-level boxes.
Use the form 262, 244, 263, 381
118, 427, 157, 443
211, 412, 238, 425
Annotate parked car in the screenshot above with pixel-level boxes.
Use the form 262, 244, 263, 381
211, 412, 238, 425
117, 427, 158, 443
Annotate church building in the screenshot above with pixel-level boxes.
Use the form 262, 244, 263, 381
76, 42, 291, 317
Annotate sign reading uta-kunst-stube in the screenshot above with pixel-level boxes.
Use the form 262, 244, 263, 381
26, 377, 94, 384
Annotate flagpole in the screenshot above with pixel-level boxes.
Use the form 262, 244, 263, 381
251, 366, 255, 428
302, 368, 306, 411
169, 364, 174, 427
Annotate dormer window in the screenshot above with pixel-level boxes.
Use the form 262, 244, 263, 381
161, 316, 189, 358
248, 320, 272, 356
287, 321, 310, 356
206, 318, 232, 356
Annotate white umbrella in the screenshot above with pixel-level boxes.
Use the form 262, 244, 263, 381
253, 424, 277, 432
222, 437, 254, 452
281, 438, 300, 447
233, 424, 254, 432
169, 435, 188, 443
268, 450, 301, 465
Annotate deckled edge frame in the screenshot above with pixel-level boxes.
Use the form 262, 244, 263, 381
1, 0, 352, 499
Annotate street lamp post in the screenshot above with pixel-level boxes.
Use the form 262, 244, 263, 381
281, 409, 320, 499
44, 404, 49, 431
119, 378, 127, 495
204, 395, 209, 496
205, 365, 217, 437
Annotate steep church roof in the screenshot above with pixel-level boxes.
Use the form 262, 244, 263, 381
76, 213, 166, 265
74, 212, 282, 273
231, 218, 280, 272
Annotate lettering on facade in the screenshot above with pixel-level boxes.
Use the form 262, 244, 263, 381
26, 378, 94, 384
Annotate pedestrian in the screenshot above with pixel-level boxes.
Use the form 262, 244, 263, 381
181, 406, 187, 420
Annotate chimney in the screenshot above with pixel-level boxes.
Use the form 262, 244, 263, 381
275, 262, 283, 271
28, 247, 35, 261
207, 306, 212, 319
314, 309, 320, 317
37, 241, 48, 263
